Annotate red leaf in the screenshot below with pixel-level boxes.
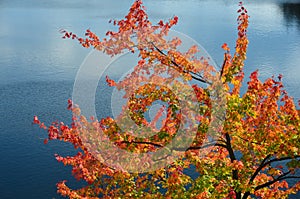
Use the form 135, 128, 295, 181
44, 139, 48, 144
105, 76, 117, 87
33, 115, 40, 124
221, 43, 230, 51
67, 99, 73, 110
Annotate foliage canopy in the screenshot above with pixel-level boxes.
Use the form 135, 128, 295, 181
34, 1, 300, 198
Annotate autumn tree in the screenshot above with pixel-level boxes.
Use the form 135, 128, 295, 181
34, 1, 300, 198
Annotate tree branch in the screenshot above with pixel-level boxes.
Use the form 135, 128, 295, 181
263, 156, 300, 168
243, 155, 300, 199
249, 154, 272, 183
254, 170, 291, 191
220, 53, 227, 79
120, 141, 163, 148
225, 133, 241, 199
185, 142, 227, 150
119, 140, 227, 152
225, 133, 236, 163
248, 155, 300, 185
150, 42, 211, 84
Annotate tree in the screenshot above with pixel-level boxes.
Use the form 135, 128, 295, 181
34, 1, 300, 198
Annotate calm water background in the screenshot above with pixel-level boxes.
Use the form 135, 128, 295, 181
0, 0, 300, 198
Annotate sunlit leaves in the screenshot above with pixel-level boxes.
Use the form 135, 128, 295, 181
32, 0, 300, 198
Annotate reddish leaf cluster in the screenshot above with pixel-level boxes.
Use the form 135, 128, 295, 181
34, 1, 300, 198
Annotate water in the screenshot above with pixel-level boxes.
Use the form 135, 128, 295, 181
0, 0, 300, 198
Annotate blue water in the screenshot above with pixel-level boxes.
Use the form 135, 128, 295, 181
0, 0, 300, 198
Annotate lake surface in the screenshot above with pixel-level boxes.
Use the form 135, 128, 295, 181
0, 0, 300, 198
